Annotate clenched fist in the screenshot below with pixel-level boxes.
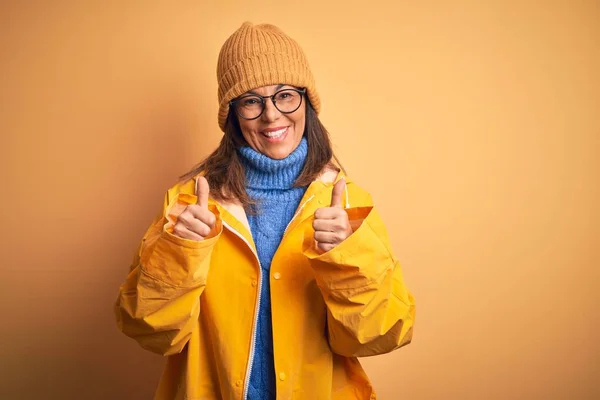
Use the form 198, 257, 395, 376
313, 179, 353, 253
173, 176, 216, 241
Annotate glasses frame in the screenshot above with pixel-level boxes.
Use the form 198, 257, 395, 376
229, 87, 307, 120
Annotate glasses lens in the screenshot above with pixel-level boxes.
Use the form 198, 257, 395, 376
274, 90, 302, 113
236, 96, 263, 119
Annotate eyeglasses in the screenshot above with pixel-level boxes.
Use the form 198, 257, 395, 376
230, 88, 306, 120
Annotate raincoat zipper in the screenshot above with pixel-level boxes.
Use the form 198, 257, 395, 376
221, 220, 262, 400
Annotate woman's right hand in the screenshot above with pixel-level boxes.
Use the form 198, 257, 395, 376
172, 176, 216, 241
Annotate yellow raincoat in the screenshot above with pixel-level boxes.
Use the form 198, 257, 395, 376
115, 169, 415, 400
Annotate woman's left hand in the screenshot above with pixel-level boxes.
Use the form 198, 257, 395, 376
313, 179, 353, 253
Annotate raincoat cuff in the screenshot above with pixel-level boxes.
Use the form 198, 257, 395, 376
162, 193, 223, 249
303, 206, 394, 291
139, 192, 223, 286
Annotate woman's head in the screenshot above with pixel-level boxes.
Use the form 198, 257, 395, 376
216, 22, 320, 133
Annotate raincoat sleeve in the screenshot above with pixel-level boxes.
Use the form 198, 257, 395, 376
303, 201, 415, 358
114, 189, 222, 356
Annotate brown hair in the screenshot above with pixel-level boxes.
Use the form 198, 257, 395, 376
179, 100, 344, 209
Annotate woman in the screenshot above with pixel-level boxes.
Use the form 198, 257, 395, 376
115, 22, 415, 400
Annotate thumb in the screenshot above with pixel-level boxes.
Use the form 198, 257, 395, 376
330, 178, 345, 208
196, 176, 210, 208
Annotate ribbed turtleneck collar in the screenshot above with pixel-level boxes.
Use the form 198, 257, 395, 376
238, 136, 308, 191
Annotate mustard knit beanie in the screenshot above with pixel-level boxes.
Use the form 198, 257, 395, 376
216, 22, 321, 132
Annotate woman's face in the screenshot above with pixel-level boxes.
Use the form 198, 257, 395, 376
235, 84, 306, 160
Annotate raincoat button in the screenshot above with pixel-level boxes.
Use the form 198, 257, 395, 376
273, 272, 281, 280
279, 372, 286, 381
236, 380, 242, 387
251, 280, 257, 287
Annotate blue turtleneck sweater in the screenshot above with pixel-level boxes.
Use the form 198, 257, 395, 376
238, 137, 309, 399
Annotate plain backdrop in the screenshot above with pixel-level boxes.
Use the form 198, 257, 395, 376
1, 1, 598, 399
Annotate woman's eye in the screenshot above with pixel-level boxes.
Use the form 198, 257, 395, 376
277, 92, 294, 100
242, 98, 260, 106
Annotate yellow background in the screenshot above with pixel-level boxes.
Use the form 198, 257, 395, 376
1, 1, 598, 399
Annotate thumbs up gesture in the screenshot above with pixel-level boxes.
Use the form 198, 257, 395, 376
172, 176, 217, 241
313, 179, 353, 253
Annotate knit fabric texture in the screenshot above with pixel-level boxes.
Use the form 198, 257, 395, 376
238, 137, 309, 399
216, 22, 320, 131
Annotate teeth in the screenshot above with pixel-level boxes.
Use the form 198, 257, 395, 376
264, 127, 287, 138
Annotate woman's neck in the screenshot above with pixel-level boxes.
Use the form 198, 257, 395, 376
238, 136, 308, 191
